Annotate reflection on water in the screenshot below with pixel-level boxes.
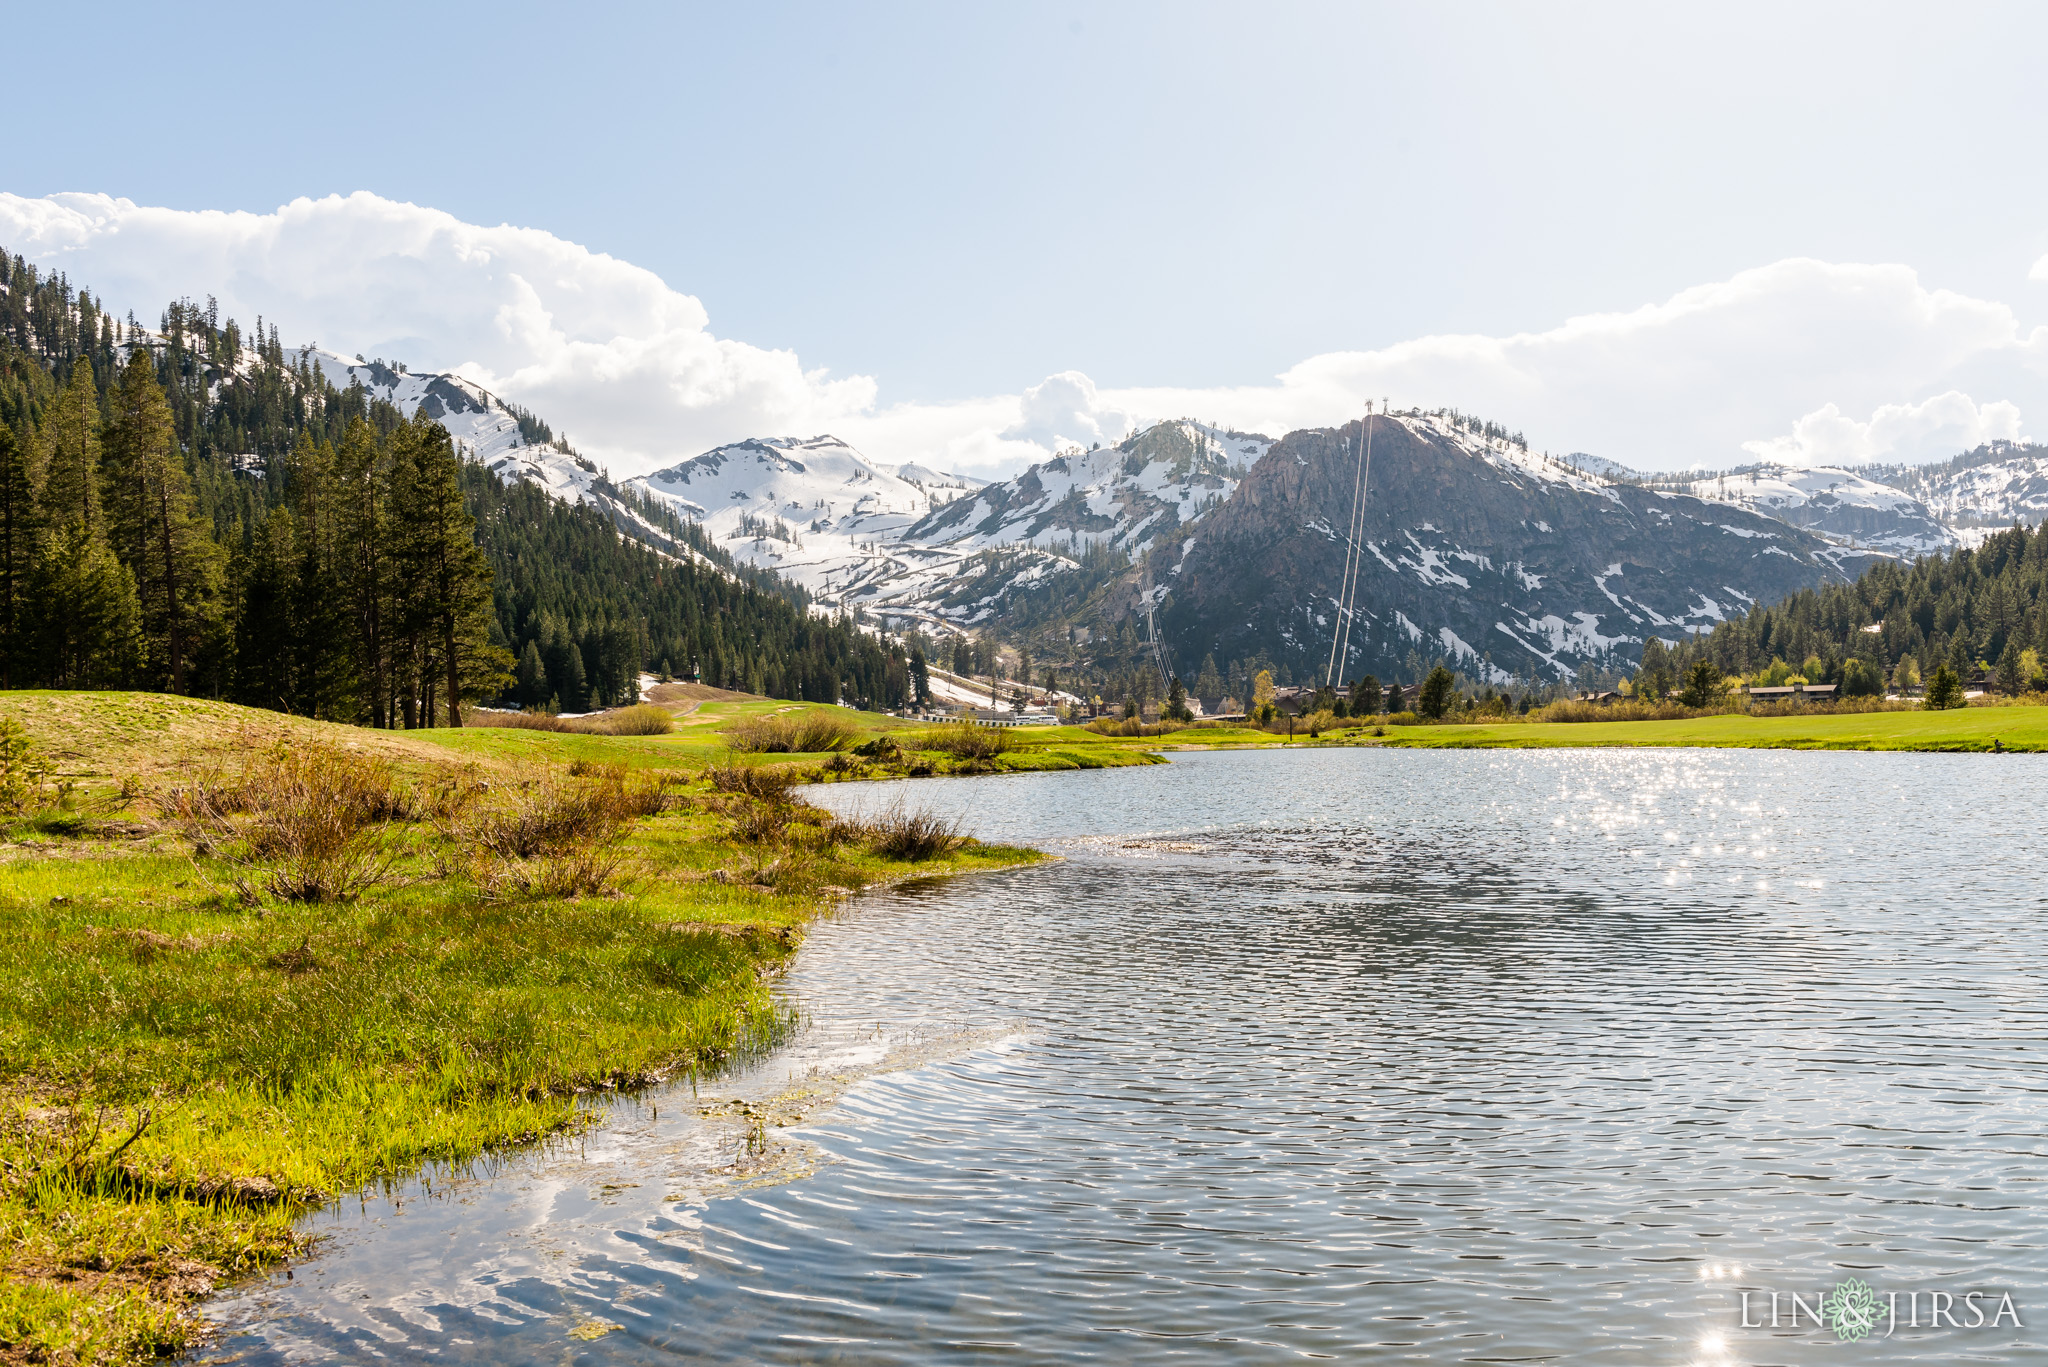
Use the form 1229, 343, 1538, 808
197, 748, 2047, 1364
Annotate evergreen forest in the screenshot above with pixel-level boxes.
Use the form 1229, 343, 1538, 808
1671, 522, 2048, 692
0, 250, 910, 723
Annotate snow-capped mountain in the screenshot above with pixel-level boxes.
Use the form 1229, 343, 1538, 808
1675, 464, 1957, 555
1140, 412, 1875, 685
887, 462, 984, 503
631, 436, 935, 594
218, 344, 2048, 665
1864, 442, 2048, 544
611, 421, 1265, 634
904, 421, 1265, 554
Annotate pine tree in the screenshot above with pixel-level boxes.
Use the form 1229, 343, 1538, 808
102, 349, 224, 692
1636, 637, 1673, 701
1947, 634, 1971, 680
1419, 664, 1456, 720
388, 415, 506, 725
1194, 653, 1223, 704
1679, 659, 1723, 709
27, 520, 140, 686
277, 430, 355, 718
1925, 663, 1965, 711
516, 640, 549, 707
560, 642, 589, 713
37, 361, 102, 533
1165, 675, 1191, 721
333, 419, 393, 726
908, 647, 930, 707
233, 509, 299, 709
1349, 673, 1381, 715
0, 424, 44, 686
1998, 635, 2027, 696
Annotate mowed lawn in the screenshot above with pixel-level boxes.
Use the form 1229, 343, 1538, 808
1378, 704, 2048, 752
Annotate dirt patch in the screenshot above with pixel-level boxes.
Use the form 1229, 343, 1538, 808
643, 682, 757, 706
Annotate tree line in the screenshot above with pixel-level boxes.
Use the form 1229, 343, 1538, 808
1664, 522, 2048, 695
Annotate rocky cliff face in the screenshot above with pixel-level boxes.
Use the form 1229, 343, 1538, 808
1142, 413, 1872, 684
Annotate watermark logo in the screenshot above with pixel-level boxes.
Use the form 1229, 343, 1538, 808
1738, 1283, 2022, 1339
1819, 1277, 1880, 1343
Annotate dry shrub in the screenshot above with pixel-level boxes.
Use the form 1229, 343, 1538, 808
590, 703, 675, 735
465, 710, 576, 732
919, 721, 1015, 758
463, 704, 673, 735
453, 766, 671, 899
724, 710, 858, 754
1743, 695, 1915, 717
818, 751, 869, 779
1084, 717, 1186, 738
867, 802, 963, 861
730, 801, 791, 846
705, 760, 800, 804
165, 743, 404, 902
852, 735, 902, 762
1535, 698, 1702, 723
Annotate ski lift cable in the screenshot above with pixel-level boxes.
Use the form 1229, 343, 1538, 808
1325, 424, 1368, 688
1333, 403, 1377, 687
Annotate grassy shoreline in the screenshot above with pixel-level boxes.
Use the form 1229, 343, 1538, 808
1360, 703, 2048, 752
0, 692, 1038, 1365
4, 690, 2032, 1361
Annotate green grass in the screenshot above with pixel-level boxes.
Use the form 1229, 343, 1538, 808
1371, 703, 2048, 751
0, 692, 1038, 1364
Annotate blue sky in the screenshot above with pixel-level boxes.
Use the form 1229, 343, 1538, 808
6, 2, 2048, 474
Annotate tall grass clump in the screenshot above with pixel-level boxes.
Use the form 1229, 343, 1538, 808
465, 710, 577, 732
589, 703, 674, 735
158, 743, 411, 902
705, 759, 801, 804
452, 766, 673, 899
918, 720, 1014, 759
1084, 717, 1186, 738
866, 802, 962, 860
723, 710, 858, 754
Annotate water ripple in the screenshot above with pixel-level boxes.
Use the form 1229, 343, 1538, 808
199, 748, 2046, 1363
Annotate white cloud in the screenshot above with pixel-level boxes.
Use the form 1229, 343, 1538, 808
1742, 391, 2025, 467
0, 191, 875, 470
1082, 259, 2048, 472
6, 193, 2047, 478
999, 370, 1136, 451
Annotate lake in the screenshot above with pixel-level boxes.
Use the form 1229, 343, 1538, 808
197, 747, 2047, 1364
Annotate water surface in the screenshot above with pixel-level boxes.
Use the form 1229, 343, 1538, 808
201, 748, 2047, 1364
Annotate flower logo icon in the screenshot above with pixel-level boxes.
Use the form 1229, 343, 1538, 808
1822, 1277, 1881, 1342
